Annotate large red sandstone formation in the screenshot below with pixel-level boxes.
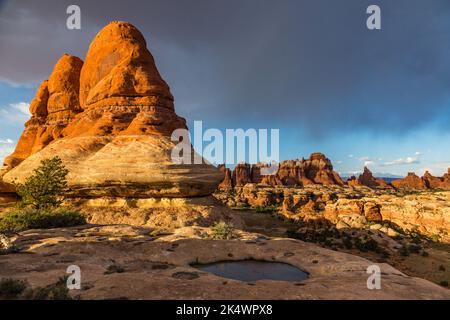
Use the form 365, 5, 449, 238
66, 21, 186, 139
3, 21, 222, 198
347, 167, 390, 188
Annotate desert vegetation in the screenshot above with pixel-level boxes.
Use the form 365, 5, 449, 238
0, 157, 85, 234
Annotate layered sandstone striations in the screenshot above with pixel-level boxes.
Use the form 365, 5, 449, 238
3, 21, 223, 201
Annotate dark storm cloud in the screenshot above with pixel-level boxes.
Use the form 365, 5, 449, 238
1, 0, 450, 138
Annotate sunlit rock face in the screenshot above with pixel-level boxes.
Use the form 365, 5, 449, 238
4, 54, 83, 169
3, 21, 222, 198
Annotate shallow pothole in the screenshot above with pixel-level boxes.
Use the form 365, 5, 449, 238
191, 260, 309, 282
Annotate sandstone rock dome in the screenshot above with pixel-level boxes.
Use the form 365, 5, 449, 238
3, 21, 222, 198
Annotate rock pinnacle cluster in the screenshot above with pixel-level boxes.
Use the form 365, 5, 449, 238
2, 21, 222, 199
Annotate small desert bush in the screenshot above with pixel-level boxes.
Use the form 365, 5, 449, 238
23, 277, 72, 300
0, 208, 86, 233
0, 278, 28, 299
211, 221, 234, 240
15, 156, 68, 210
0, 276, 75, 300
0, 157, 86, 233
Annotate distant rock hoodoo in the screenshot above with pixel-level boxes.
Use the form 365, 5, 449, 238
220, 153, 345, 189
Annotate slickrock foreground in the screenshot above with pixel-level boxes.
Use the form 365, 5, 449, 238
0, 225, 448, 300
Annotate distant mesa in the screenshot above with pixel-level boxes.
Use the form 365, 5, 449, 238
218, 157, 450, 191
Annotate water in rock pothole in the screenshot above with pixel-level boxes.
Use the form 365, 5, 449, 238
191, 260, 309, 282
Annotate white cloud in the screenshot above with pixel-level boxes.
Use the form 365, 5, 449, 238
364, 160, 374, 167
423, 161, 450, 175
0, 138, 14, 144
0, 143, 15, 164
348, 154, 354, 158
0, 138, 16, 164
382, 154, 421, 166
356, 156, 376, 167
0, 102, 30, 124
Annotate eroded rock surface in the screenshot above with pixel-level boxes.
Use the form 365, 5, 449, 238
215, 185, 450, 242
0, 225, 448, 300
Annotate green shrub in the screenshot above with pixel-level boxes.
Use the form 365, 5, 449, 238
0, 277, 74, 300
399, 246, 410, 257
354, 238, 379, 252
439, 281, 448, 287
343, 236, 353, 249
0, 278, 28, 299
15, 156, 69, 210
211, 221, 234, 240
22, 277, 72, 300
0, 208, 86, 233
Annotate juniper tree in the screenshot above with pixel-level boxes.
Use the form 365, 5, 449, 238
15, 156, 69, 210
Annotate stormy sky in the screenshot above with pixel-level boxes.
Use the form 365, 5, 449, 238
0, 0, 450, 176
